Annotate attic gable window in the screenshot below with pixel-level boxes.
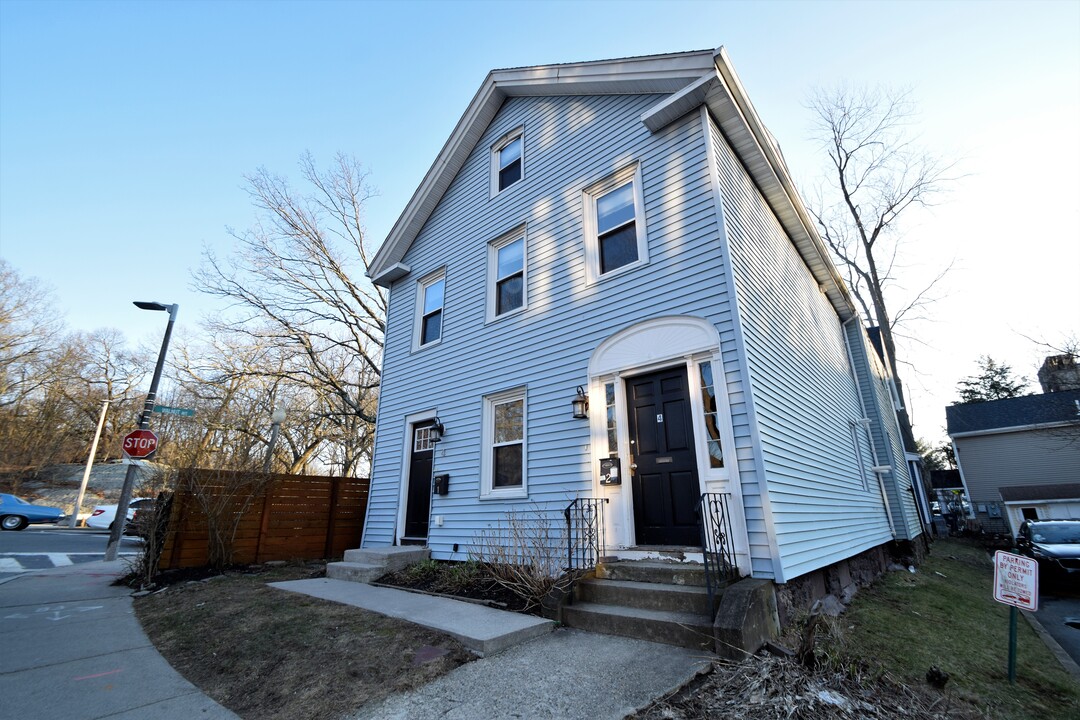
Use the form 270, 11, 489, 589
491, 128, 524, 195
414, 270, 445, 349
583, 163, 648, 284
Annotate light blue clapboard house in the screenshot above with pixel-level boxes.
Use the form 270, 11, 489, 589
356, 47, 923, 604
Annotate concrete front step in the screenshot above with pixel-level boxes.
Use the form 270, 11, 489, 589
596, 559, 708, 587
342, 546, 429, 572
561, 601, 714, 651
328, 546, 431, 584
326, 561, 384, 583
576, 577, 715, 616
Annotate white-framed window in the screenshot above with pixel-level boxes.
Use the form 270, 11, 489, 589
583, 163, 647, 284
697, 362, 725, 469
491, 127, 524, 196
414, 269, 445, 349
487, 226, 526, 320
481, 387, 527, 498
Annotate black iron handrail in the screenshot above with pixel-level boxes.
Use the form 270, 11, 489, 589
696, 491, 740, 614
564, 497, 608, 573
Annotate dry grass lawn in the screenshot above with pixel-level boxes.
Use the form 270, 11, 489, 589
134, 563, 474, 720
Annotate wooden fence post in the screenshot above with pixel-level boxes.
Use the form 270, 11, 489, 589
323, 477, 341, 559
166, 481, 189, 570
253, 478, 276, 564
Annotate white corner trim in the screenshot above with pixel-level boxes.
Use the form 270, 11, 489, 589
703, 106, 783, 582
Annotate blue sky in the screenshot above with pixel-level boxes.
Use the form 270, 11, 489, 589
2, 0, 1078, 442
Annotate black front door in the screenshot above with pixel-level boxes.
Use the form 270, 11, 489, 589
403, 421, 435, 539
627, 366, 701, 546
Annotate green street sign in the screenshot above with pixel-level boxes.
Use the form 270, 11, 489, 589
152, 405, 196, 417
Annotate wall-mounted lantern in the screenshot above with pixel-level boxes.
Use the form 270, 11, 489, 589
430, 417, 445, 443
571, 386, 589, 419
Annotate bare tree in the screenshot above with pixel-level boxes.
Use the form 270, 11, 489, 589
808, 86, 956, 383
193, 153, 384, 475
0, 260, 63, 409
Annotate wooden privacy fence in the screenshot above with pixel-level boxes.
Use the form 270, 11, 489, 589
159, 469, 370, 570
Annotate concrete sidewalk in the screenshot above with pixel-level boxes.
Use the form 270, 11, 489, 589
0, 560, 237, 719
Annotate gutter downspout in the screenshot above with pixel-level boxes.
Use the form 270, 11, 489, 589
842, 318, 897, 539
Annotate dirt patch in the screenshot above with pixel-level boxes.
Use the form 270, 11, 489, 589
375, 559, 536, 614
632, 654, 984, 719
134, 562, 475, 720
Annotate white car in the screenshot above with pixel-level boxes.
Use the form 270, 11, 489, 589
86, 498, 155, 532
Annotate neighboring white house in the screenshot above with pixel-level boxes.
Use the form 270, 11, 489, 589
358, 47, 921, 587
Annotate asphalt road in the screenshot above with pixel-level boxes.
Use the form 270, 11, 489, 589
1036, 583, 1080, 668
0, 526, 143, 581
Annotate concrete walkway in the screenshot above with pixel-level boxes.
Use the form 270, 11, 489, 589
271, 577, 555, 655
0, 560, 237, 719
274, 577, 713, 720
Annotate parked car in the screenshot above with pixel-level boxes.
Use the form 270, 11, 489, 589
1015, 519, 1080, 582
86, 498, 155, 533
0, 493, 66, 531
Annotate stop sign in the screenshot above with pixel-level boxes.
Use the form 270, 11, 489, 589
122, 429, 159, 458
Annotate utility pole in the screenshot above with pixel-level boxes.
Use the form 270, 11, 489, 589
105, 302, 177, 562
70, 400, 109, 528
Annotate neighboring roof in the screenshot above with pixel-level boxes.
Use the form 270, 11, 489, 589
946, 389, 1080, 436
999, 483, 1080, 502
368, 47, 856, 321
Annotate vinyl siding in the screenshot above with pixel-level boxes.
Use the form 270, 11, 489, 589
844, 323, 921, 540
955, 429, 1080, 503
709, 116, 893, 582
363, 94, 754, 563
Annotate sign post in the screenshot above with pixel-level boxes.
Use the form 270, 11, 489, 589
993, 550, 1038, 684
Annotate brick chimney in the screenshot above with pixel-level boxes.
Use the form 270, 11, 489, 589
1038, 354, 1080, 393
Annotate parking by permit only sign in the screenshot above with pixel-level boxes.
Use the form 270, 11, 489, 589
993, 550, 1038, 611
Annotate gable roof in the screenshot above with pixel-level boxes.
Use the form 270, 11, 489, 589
368, 47, 857, 321
946, 389, 1080, 436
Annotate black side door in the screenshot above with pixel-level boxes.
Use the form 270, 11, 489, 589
403, 421, 435, 540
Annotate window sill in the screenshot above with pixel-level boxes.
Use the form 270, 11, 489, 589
485, 305, 528, 325
586, 258, 648, 287
479, 488, 528, 501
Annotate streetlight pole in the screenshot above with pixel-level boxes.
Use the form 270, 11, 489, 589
105, 302, 178, 562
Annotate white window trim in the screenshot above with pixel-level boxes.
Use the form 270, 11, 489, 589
687, 355, 735, 485
480, 386, 528, 499
486, 224, 528, 322
413, 268, 446, 351
490, 126, 525, 198
582, 163, 648, 285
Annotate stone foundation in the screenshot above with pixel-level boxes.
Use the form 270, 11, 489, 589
773, 537, 923, 627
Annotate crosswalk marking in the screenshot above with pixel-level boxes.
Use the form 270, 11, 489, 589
0, 552, 138, 575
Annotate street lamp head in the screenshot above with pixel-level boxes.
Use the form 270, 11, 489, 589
271, 407, 286, 424
134, 301, 179, 320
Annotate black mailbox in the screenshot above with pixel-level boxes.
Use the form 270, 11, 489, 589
599, 457, 621, 485
433, 474, 450, 495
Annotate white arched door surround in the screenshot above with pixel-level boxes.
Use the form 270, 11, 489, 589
586, 315, 750, 573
